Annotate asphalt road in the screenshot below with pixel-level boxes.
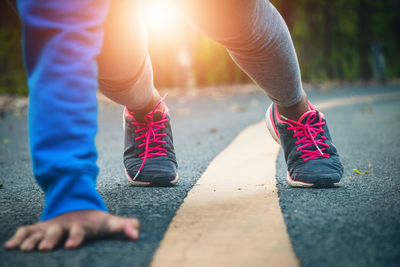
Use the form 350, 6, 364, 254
0, 85, 399, 267
277, 88, 400, 267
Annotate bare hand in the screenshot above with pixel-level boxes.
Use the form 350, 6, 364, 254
4, 210, 140, 251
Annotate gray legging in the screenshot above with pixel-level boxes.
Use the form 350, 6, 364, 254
98, 0, 303, 109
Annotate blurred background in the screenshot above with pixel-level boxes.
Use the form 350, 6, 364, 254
0, 0, 399, 96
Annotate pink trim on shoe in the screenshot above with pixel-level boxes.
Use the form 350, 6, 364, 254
125, 169, 151, 186
125, 169, 179, 186
270, 105, 279, 138
307, 100, 315, 110
307, 100, 325, 119
287, 173, 314, 187
274, 104, 292, 125
287, 172, 341, 187
266, 104, 280, 144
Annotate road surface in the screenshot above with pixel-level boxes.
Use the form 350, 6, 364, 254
0, 84, 399, 267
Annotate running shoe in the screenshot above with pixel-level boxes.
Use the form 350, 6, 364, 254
123, 99, 178, 186
266, 102, 343, 187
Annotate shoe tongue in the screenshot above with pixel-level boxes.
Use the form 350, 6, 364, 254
134, 109, 165, 123
152, 110, 165, 121
298, 110, 319, 124
130, 100, 167, 123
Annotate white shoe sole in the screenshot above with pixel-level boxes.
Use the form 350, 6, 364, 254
125, 169, 179, 187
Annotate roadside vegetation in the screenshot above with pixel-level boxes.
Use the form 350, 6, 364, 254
0, 0, 399, 96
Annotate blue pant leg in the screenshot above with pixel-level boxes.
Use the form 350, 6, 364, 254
17, 0, 110, 220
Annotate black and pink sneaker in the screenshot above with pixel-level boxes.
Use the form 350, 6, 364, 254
123, 99, 178, 186
266, 102, 343, 187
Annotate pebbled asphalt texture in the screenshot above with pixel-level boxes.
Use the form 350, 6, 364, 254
0, 87, 269, 267
1, 85, 399, 267
277, 86, 400, 267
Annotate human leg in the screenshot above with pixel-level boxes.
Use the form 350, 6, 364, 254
18, 0, 109, 224
97, 0, 178, 186
5, 0, 140, 251
182, 0, 343, 187
180, 0, 309, 120
97, 0, 161, 112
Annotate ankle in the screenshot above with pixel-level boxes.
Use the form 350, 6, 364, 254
276, 93, 309, 121
127, 91, 161, 118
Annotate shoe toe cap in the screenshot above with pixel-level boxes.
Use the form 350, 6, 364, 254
289, 157, 343, 184
125, 157, 178, 184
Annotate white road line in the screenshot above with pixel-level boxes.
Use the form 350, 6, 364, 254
151, 91, 400, 267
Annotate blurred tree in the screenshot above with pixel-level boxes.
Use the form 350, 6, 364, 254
1, 0, 400, 96
0, 0, 27, 95
279, 0, 400, 82
357, 0, 372, 79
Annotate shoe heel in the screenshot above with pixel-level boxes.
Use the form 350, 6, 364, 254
265, 104, 281, 144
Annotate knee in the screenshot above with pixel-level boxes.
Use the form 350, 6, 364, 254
182, 0, 258, 43
98, 55, 151, 94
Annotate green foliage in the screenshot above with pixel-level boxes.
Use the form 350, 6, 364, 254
0, 1, 27, 96
274, 0, 400, 81
0, 1, 399, 96
192, 37, 249, 87
0, 25, 27, 96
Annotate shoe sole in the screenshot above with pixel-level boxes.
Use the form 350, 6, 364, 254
265, 104, 340, 188
287, 173, 339, 188
124, 169, 179, 187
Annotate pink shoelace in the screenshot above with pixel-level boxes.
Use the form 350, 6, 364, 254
130, 99, 169, 180
281, 111, 330, 162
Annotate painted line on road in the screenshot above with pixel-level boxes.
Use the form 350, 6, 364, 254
314, 91, 400, 111
151, 91, 400, 267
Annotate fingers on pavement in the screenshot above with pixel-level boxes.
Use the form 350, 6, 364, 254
123, 219, 140, 241
38, 224, 64, 251
107, 216, 140, 241
65, 224, 85, 250
20, 230, 46, 251
4, 226, 32, 250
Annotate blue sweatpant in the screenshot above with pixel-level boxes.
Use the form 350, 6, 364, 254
17, 0, 110, 220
